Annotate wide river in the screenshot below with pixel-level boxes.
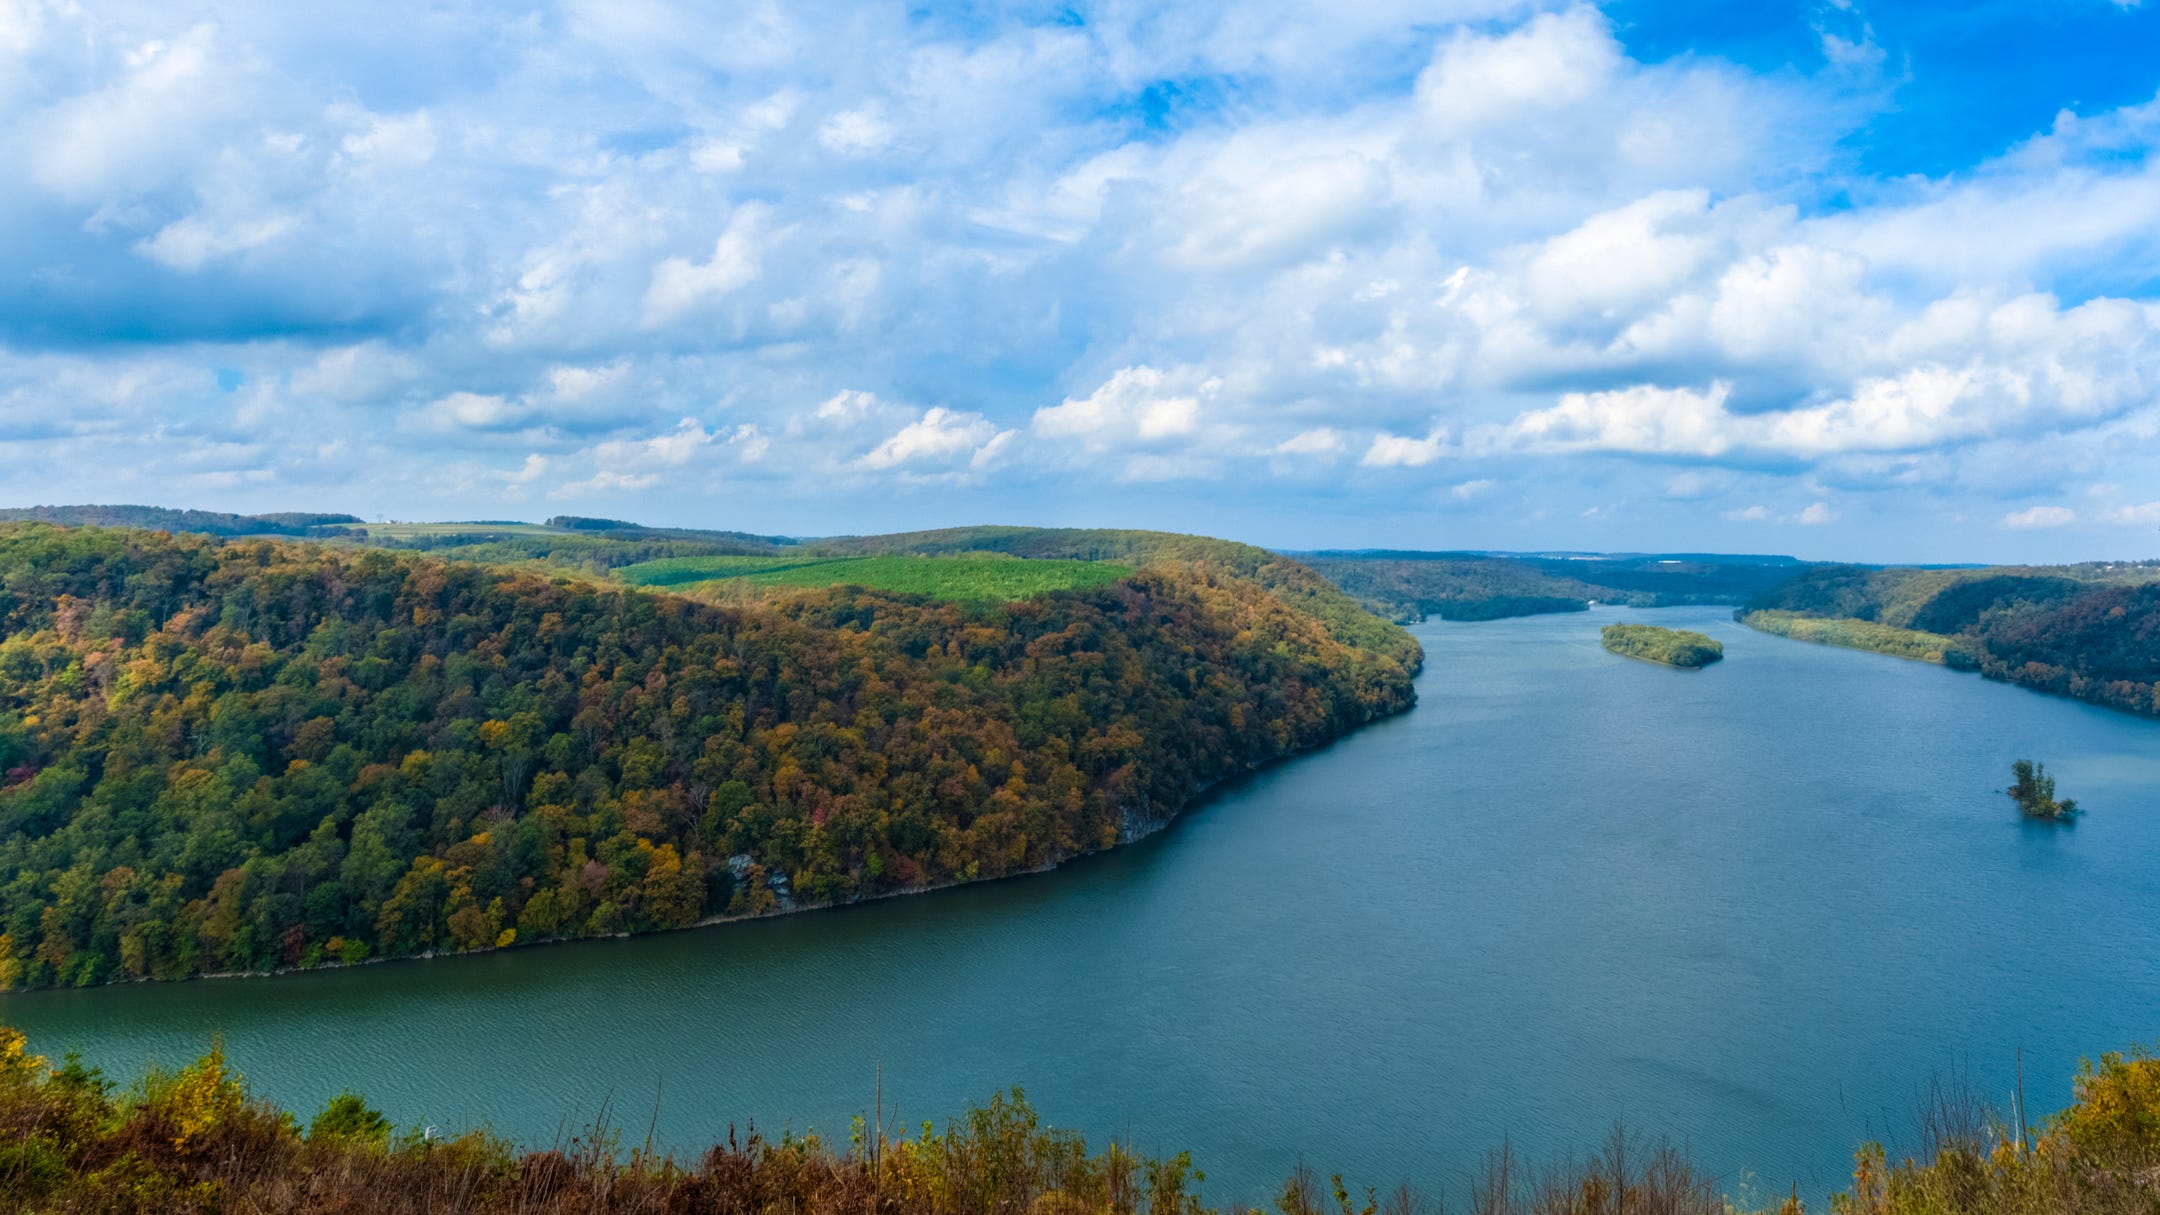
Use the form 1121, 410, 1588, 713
4, 606, 2157, 1204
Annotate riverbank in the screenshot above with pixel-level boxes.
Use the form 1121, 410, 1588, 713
1736, 610, 1970, 666
146, 710, 1410, 989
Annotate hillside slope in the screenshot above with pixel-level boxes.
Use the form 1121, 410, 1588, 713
1742, 563, 2160, 716
0, 523, 1417, 988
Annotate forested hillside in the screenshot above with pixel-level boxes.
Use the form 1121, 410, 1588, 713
0, 523, 1417, 989
1300, 551, 1812, 623
1743, 563, 2160, 716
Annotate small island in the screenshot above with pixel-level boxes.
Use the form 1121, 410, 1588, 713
1601, 623, 1726, 669
2009, 759, 2080, 820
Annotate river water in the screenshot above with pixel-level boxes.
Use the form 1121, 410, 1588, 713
4, 606, 2156, 1205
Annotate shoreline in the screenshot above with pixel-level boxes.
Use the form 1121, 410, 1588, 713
1601, 647, 1705, 670
25, 688, 1421, 995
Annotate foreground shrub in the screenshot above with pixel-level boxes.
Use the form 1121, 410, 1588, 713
1, 1027, 2157, 1214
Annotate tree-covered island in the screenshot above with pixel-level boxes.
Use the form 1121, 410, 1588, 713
2009, 760, 2080, 821
1600, 623, 1725, 669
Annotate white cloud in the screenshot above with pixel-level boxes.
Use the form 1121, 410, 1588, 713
339, 109, 437, 165
644, 204, 772, 325
2003, 505, 2076, 529
1499, 384, 1739, 457
413, 392, 522, 432
591, 419, 715, 469
550, 470, 658, 498
814, 390, 885, 425
1276, 428, 1345, 455
1362, 430, 1451, 467
1033, 366, 1217, 449
1415, 7, 1619, 134
818, 108, 895, 157
2110, 501, 2160, 526
135, 212, 296, 270
504, 453, 549, 486
860, 407, 1004, 469
27, 23, 241, 200
0, 0, 2154, 554
1797, 501, 1838, 525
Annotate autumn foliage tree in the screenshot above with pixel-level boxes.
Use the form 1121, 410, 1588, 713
0, 523, 1418, 988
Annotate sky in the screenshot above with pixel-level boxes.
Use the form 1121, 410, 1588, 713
2, 0, 2159, 562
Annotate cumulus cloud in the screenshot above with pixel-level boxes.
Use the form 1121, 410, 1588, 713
411, 392, 523, 433
1276, 428, 1345, 455
1362, 431, 1451, 467
0, 0, 2155, 552
2004, 505, 2076, 529
644, 204, 773, 325
860, 407, 1008, 470
1036, 367, 1207, 443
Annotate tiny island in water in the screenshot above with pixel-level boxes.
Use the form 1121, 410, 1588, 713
1600, 623, 1726, 669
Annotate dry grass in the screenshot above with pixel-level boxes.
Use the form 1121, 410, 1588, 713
4, 1027, 2160, 1215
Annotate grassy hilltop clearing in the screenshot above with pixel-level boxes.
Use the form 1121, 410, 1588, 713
615, 553, 1133, 602
1740, 563, 2160, 716
0, 520, 1417, 990
1600, 623, 1725, 669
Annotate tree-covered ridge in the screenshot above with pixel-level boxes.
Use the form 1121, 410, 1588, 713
320, 517, 791, 573
1300, 552, 1813, 624
0, 523, 1417, 989
0, 506, 361, 538
1599, 624, 1724, 669
1745, 564, 2160, 716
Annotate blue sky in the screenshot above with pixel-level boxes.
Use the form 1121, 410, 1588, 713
2, 0, 2158, 562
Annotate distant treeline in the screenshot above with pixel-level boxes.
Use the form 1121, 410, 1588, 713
341, 517, 794, 572
1300, 551, 1812, 624
1744, 563, 2160, 716
540, 516, 795, 547
350, 532, 782, 572
0, 506, 361, 538
0, 506, 801, 575
2, 1022, 2158, 1215
0, 523, 1417, 989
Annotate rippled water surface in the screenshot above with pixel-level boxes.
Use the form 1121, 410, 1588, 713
5, 606, 2157, 1203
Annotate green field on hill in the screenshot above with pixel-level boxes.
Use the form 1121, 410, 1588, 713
617, 553, 1133, 602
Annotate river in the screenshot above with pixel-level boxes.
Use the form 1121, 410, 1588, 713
4, 606, 2156, 1205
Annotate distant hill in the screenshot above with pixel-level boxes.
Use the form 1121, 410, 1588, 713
1297, 549, 1818, 623
1743, 562, 2160, 716
0, 505, 361, 537
541, 516, 795, 547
